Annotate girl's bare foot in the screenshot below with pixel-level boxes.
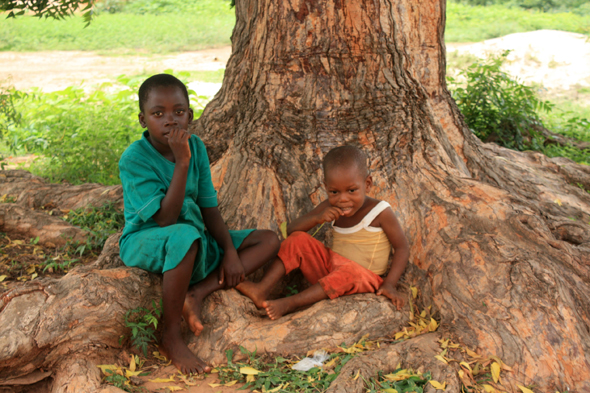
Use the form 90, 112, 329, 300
160, 327, 211, 374
183, 287, 206, 336
262, 298, 297, 320
236, 281, 268, 309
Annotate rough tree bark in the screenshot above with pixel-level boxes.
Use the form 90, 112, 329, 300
1, 0, 590, 391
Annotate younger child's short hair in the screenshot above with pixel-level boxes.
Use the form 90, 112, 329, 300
323, 145, 369, 178
138, 74, 190, 113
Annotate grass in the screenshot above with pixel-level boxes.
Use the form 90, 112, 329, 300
0, 0, 235, 53
446, 3, 590, 42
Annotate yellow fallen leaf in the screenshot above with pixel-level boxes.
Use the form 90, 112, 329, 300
225, 380, 238, 386
460, 361, 472, 372
125, 370, 142, 378
428, 318, 438, 332
434, 355, 448, 364
0, 275, 6, 282
97, 365, 120, 375
491, 362, 501, 383
429, 380, 447, 390
352, 370, 360, 381
410, 286, 418, 299
465, 347, 480, 358
279, 222, 288, 239
149, 377, 175, 383
240, 366, 260, 375
324, 358, 337, 368
482, 384, 497, 393
266, 384, 284, 392
31, 273, 38, 280
246, 374, 256, 383
26, 266, 36, 274
439, 338, 449, 348
165, 386, 184, 391
517, 385, 534, 393
129, 354, 136, 372
208, 383, 222, 388
153, 351, 168, 362
554, 199, 562, 206
383, 389, 399, 393
12, 240, 23, 245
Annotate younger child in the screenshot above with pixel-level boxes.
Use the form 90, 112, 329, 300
238, 145, 409, 319
118, 74, 279, 374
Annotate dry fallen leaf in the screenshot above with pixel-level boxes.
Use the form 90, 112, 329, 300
517, 385, 535, 393
491, 362, 501, 383
429, 380, 447, 390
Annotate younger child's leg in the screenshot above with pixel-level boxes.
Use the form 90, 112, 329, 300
183, 229, 279, 335
238, 231, 333, 319
160, 240, 211, 374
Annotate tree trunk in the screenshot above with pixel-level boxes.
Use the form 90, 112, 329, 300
191, 0, 590, 390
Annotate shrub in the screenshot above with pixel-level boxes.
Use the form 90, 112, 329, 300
448, 51, 553, 150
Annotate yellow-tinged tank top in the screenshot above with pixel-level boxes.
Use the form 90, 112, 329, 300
331, 201, 393, 275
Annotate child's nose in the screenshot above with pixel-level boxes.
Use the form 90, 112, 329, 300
164, 113, 178, 126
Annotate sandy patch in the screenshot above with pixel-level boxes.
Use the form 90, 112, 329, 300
447, 30, 590, 91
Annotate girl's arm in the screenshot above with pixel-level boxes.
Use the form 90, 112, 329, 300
287, 200, 343, 235
201, 206, 244, 288
375, 207, 409, 310
152, 128, 191, 227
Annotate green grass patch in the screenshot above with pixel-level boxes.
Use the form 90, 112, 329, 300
446, 3, 590, 42
0, 0, 235, 53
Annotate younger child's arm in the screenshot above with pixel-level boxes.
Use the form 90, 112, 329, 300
375, 207, 409, 310
287, 200, 343, 235
201, 206, 244, 288
152, 128, 191, 227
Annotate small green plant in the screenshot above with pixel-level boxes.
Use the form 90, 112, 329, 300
63, 201, 125, 251
123, 299, 163, 357
363, 368, 433, 393
448, 51, 553, 151
216, 346, 353, 392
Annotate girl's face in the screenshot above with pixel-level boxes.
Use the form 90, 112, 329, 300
138, 85, 193, 153
324, 164, 372, 218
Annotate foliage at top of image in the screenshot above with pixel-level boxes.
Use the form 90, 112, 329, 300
96, 0, 233, 16
0, 0, 94, 22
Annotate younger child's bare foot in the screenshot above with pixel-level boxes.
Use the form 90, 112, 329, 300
236, 281, 268, 309
183, 287, 206, 336
160, 327, 211, 374
262, 298, 297, 320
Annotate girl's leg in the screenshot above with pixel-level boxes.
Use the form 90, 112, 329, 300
183, 229, 280, 335
160, 241, 211, 374
262, 283, 328, 320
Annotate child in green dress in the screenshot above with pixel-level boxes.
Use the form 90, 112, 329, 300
119, 74, 279, 374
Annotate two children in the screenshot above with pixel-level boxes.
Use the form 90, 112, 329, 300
119, 74, 409, 374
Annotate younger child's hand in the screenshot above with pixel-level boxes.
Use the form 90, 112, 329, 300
316, 206, 343, 224
376, 282, 405, 311
167, 127, 191, 164
218, 249, 245, 288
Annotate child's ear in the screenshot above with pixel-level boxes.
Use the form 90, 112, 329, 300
365, 175, 373, 190
188, 108, 194, 123
138, 112, 147, 128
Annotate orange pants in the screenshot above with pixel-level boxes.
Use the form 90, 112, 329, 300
277, 231, 383, 299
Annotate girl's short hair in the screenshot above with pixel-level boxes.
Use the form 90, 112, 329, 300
138, 74, 190, 112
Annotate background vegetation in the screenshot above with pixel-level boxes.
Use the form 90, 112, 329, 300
0, 0, 589, 185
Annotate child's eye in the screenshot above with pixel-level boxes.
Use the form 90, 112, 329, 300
153, 111, 162, 117
176, 110, 185, 115
349, 188, 357, 193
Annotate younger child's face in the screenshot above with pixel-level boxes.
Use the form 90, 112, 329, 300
139, 85, 193, 151
324, 164, 372, 217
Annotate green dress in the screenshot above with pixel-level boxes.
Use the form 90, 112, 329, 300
118, 131, 253, 285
